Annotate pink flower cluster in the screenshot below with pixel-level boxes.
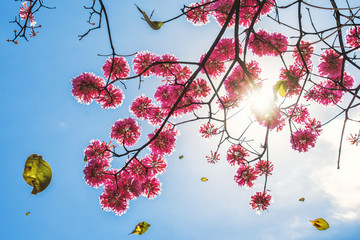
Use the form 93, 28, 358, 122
226, 144, 249, 166
194, 0, 275, 27
250, 191, 272, 214
249, 30, 288, 57
83, 140, 167, 215
199, 122, 218, 138
102, 57, 130, 80
19, 1, 36, 27
290, 117, 322, 152
346, 26, 360, 49
148, 125, 178, 156
110, 118, 141, 147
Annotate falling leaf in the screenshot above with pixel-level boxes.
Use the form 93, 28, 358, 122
23, 154, 52, 195
84, 156, 88, 163
129, 221, 150, 235
310, 218, 330, 231
299, 198, 305, 202
179, 155, 184, 159
25, 211, 30, 216
201, 177, 208, 182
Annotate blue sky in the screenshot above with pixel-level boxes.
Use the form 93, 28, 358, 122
1, 1, 360, 239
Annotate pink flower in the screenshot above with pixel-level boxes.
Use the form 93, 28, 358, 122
210, 0, 235, 27
110, 117, 141, 147
347, 132, 360, 146
190, 78, 211, 99
129, 95, 154, 120
279, 65, 303, 97
19, 1, 36, 26
255, 160, 274, 176
148, 125, 178, 155
293, 41, 314, 66
142, 177, 162, 199
288, 105, 309, 124
126, 159, 149, 182
318, 49, 342, 79
253, 104, 283, 130
226, 145, 249, 166
83, 160, 110, 188
199, 53, 226, 78
71, 72, 105, 104
143, 153, 167, 177
99, 182, 130, 216
102, 56, 130, 80
224, 61, 261, 98
217, 94, 240, 110
213, 38, 241, 61
249, 30, 288, 57
117, 171, 143, 200
250, 191, 272, 213
84, 139, 114, 163
186, 0, 210, 26
206, 151, 220, 164
305, 81, 344, 106
199, 122, 218, 138
147, 107, 166, 126
152, 54, 180, 78
132, 51, 156, 77
291, 128, 317, 152
96, 84, 124, 109
346, 26, 360, 49
305, 118, 322, 136
234, 164, 258, 188
172, 66, 192, 84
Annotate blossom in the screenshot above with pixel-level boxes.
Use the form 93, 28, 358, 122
224, 61, 261, 98
250, 191, 272, 213
147, 107, 166, 126
217, 94, 240, 110
290, 128, 317, 152
249, 30, 288, 57
190, 78, 211, 99
152, 54, 180, 78
143, 153, 167, 177
210, 0, 235, 27
234, 164, 258, 188
99, 182, 130, 216
126, 159, 148, 182
347, 132, 360, 146
346, 26, 360, 49
142, 177, 162, 199
305, 118, 322, 136
226, 145, 249, 166
293, 41, 314, 66
199, 122, 218, 138
213, 38, 241, 61
83, 159, 110, 188
71, 72, 105, 104
186, 0, 210, 26
129, 95, 154, 120
19, 1, 36, 26
110, 118, 141, 147
199, 53, 226, 78
254, 160, 274, 176
288, 105, 309, 124
96, 84, 124, 109
254, 104, 283, 130
84, 139, 114, 163
206, 151, 220, 164
132, 51, 156, 77
318, 49, 342, 79
279, 65, 303, 97
102, 56, 130, 80
148, 125, 178, 155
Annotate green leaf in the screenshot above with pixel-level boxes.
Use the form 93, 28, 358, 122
278, 81, 287, 97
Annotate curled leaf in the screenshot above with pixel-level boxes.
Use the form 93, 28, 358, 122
310, 218, 330, 231
23, 154, 52, 195
201, 177, 208, 182
25, 211, 30, 216
129, 221, 150, 235
299, 197, 305, 202
179, 155, 184, 159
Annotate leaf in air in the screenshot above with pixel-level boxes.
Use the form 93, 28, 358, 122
23, 154, 52, 195
310, 218, 330, 231
201, 177, 208, 182
129, 221, 151, 235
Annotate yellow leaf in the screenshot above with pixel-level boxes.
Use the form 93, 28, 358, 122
310, 218, 330, 231
25, 211, 30, 216
201, 177, 208, 182
129, 221, 150, 235
179, 155, 184, 159
135, 4, 163, 30
278, 81, 287, 97
299, 197, 305, 202
84, 156, 88, 163
23, 154, 52, 195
